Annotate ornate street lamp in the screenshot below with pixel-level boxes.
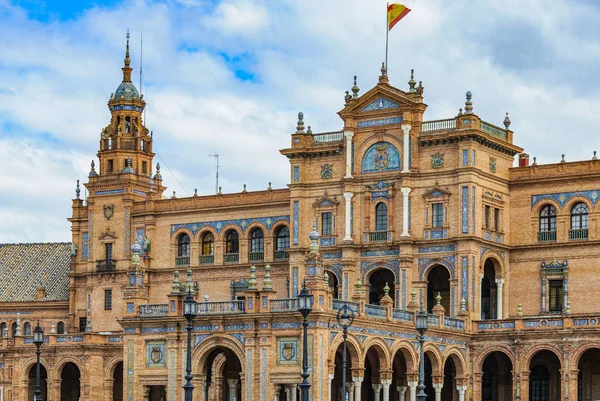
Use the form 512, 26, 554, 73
336, 305, 355, 401
415, 305, 429, 401
298, 282, 314, 401
33, 321, 44, 401
183, 288, 197, 401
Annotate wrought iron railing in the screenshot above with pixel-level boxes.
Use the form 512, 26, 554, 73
224, 253, 239, 263
249, 252, 264, 262
196, 300, 245, 315
368, 231, 389, 243
96, 259, 116, 272
270, 298, 299, 312
139, 304, 168, 317
175, 256, 190, 266
274, 250, 289, 261
538, 231, 557, 242
569, 229, 588, 240
199, 255, 214, 264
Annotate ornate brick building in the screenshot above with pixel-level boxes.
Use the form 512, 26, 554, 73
2, 36, 600, 401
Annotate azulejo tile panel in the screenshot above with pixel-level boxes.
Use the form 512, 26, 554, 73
418, 256, 456, 280
357, 117, 403, 128
360, 97, 399, 112
361, 142, 401, 173
170, 215, 290, 237
531, 189, 600, 209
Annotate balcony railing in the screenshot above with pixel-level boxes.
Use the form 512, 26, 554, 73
569, 229, 588, 241
427, 314, 439, 326
332, 299, 359, 314
365, 304, 387, 319
96, 260, 116, 272
249, 252, 264, 262
197, 300, 245, 315
393, 309, 414, 322
139, 304, 168, 317
199, 255, 214, 265
175, 256, 190, 266
421, 118, 456, 133
224, 253, 239, 264
444, 317, 465, 330
312, 131, 344, 143
538, 231, 557, 242
270, 298, 299, 312
274, 250, 289, 261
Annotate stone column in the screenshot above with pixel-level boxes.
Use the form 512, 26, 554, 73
457, 385, 467, 401
401, 124, 411, 173
407, 381, 417, 401
381, 380, 391, 401
495, 278, 504, 319
344, 131, 355, 178
432, 383, 443, 401
227, 379, 239, 401
290, 384, 297, 401
347, 382, 355, 401
479, 273, 484, 318
203, 381, 210, 401
400, 187, 411, 237
398, 386, 407, 401
343, 192, 354, 241
372, 383, 382, 401
353, 377, 363, 401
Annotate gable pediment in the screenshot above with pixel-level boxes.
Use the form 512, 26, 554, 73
339, 84, 419, 116
99, 227, 117, 241
360, 97, 399, 112
313, 196, 338, 208
423, 187, 451, 198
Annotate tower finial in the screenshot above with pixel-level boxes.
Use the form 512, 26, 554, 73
351, 76, 360, 99
121, 30, 133, 83
125, 29, 131, 67
408, 69, 416, 93
464, 91, 473, 114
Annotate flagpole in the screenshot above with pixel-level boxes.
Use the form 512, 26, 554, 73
385, 2, 389, 70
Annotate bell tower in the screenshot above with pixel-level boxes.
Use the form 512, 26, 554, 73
91, 30, 161, 195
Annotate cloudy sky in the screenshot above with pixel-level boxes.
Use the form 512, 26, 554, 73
1, 0, 599, 242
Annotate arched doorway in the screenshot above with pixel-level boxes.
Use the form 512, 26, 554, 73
28, 364, 48, 401
203, 346, 243, 401
481, 259, 497, 320
331, 339, 359, 401
368, 268, 395, 306
529, 350, 561, 401
481, 351, 513, 401
423, 351, 436, 399
362, 345, 386, 401
61, 362, 81, 401
442, 357, 457, 400
113, 361, 124, 401
326, 271, 340, 299
427, 265, 450, 313
577, 348, 600, 401
391, 348, 413, 401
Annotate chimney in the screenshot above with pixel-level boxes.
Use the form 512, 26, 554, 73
519, 153, 530, 167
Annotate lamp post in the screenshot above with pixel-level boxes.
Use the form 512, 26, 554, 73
33, 322, 44, 401
336, 305, 355, 401
183, 288, 197, 401
298, 282, 314, 401
416, 305, 429, 401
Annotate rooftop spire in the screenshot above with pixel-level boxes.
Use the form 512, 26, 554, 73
122, 30, 133, 83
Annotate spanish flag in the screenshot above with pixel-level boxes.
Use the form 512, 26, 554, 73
387, 3, 411, 31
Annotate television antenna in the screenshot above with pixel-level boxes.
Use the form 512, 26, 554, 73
209, 153, 219, 194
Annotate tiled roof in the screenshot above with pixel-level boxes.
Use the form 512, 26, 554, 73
0, 243, 71, 302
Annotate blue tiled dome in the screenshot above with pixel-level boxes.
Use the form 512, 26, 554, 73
114, 81, 139, 101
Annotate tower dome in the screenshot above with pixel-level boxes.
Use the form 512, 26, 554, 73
112, 30, 140, 101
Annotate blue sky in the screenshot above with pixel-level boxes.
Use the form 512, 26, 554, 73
1, 0, 600, 242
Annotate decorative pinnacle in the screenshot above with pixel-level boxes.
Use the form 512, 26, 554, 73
561, 154, 566, 163
248, 265, 257, 290
89, 160, 98, 178
435, 292, 442, 306
306, 125, 312, 135
75, 180, 81, 199
457, 108, 463, 116
153, 163, 162, 181
380, 62, 387, 77
351, 75, 360, 99
267, 182, 272, 191
594, 151, 598, 160
532, 157, 537, 166
295, 112, 305, 134
408, 69, 416, 93
263, 264, 272, 290
383, 282, 390, 296
193, 188, 198, 197
503, 112, 511, 129
464, 91, 473, 114
125, 29, 131, 67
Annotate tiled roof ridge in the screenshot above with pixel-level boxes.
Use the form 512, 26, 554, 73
0, 242, 71, 246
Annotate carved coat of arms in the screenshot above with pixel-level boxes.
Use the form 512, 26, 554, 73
151, 346, 163, 364
281, 343, 296, 361
103, 204, 114, 220
374, 144, 390, 170
431, 153, 445, 169
320, 164, 333, 179
489, 157, 497, 173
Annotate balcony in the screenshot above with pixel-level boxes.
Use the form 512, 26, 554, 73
364, 231, 392, 244
96, 259, 116, 272
365, 304, 387, 319
274, 250, 289, 261
270, 298, 299, 312
197, 300, 245, 315
569, 229, 588, 241
249, 251, 264, 262
139, 304, 168, 317
538, 231, 557, 242
199, 255, 214, 265
175, 256, 190, 266
224, 253, 239, 264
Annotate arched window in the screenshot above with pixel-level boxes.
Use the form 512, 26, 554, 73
57, 321, 65, 335
177, 234, 190, 257
11, 322, 17, 337
23, 322, 31, 336
0, 322, 6, 338
275, 226, 290, 251
201, 232, 214, 255
539, 205, 556, 232
225, 230, 239, 254
375, 202, 388, 231
571, 202, 588, 230
250, 228, 264, 253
